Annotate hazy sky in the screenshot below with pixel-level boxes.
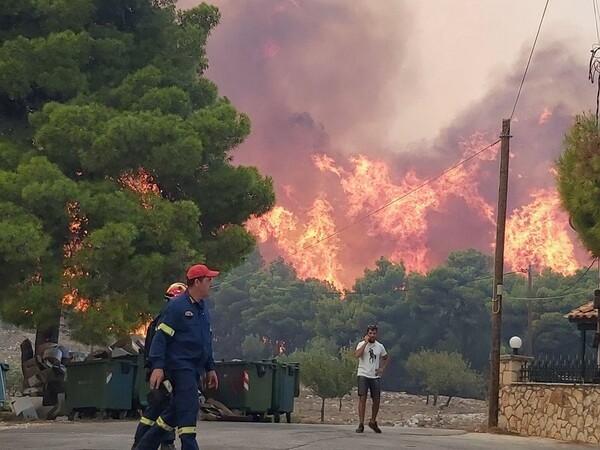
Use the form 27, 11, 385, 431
181, 0, 597, 151
401, 1, 595, 147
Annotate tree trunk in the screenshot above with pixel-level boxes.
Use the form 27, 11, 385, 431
338, 397, 342, 412
445, 396, 453, 407
320, 397, 325, 423
425, 394, 429, 405
433, 394, 438, 406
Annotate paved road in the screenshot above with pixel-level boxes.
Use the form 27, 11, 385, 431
0, 420, 592, 449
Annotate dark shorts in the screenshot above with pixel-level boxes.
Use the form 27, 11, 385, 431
357, 376, 381, 399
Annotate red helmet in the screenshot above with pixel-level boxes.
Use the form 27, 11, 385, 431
164, 282, 187, 300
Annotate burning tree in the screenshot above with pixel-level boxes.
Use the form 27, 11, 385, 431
0, 1, 274, 348
557, 114, 600, 256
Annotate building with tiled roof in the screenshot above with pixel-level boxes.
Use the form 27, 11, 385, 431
566, 301, 597, 323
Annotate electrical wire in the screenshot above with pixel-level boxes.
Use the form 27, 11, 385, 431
594, 0, 600, 44
504, 259, 597, 300
215, 139, 500, 289
506, 289, 592, 301
295, 139, 501, 256
556, 258, 598, 295
510, 0, 550, 120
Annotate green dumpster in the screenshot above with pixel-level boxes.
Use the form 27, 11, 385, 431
208, 361, 275, 419
266, 360, 299, 423
66, 359, 135, 417
0, 363, 8, 403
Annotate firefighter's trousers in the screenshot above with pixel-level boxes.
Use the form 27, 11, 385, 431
136, 369, 201, 450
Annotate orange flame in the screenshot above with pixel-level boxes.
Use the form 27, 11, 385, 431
247, 195, 343, 290
132, 318, 153, 337
62, 202, 91, 312
538, 108, 553, 125
504, 189, 578, 275
120, 167, 160, 195
61, 291, 90, 312
120, 167, 160, 209
287, 195, 343, 290
247, 131, 584, 289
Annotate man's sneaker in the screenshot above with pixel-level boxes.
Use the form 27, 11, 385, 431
160, 443, 176, 450
355, 423, 364, 433
368, 421, 382, 433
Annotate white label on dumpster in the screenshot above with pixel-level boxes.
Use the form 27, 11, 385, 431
106, 372, 112, 384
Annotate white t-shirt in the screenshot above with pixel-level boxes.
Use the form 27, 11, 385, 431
356, 340, 387, 378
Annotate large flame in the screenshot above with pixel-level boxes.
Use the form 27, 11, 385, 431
504, 189, 579, 275
246, 132, 586, 288
247, 195, 343, 290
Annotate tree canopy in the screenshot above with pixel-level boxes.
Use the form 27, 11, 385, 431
557, 113, 600, 256
0, 0, 275, 346
210, 248, 595, 394
405, 349, 485, 405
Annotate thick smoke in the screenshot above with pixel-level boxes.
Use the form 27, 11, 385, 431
179, 0, 594, 284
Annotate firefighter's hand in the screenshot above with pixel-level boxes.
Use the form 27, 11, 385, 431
149, 368, 165, 389
206, 370, 218, 390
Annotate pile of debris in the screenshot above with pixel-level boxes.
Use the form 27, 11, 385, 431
9, 336, 145, 421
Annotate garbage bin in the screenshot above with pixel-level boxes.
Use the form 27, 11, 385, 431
0, 363, 9, 402
267, 361, 299, 423
66, 358, 135, 418
208, 361, 276, 420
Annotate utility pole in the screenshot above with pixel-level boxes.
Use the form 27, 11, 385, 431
488, 119, 511, 428
524, 264, 533, 355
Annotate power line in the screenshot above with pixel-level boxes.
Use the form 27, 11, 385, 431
214, 270, 516, 296
216, 139, 500, 289
557, 258, 598, 295
594, 0, 600, 43
296, 139, 501, 255
510, 0, 550, 120
506, 289, 592, 301
504, 258, 598, 300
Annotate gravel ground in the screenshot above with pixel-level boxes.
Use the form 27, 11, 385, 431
294, 388, 487, 431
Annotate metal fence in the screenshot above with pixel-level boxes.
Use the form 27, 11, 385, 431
520, 356, 600, 384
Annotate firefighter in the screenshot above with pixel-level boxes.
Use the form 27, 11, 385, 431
136, 264, 219, 450
131, 282, 187, 450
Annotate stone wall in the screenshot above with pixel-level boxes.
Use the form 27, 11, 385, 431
499, 382, 600, 444
498, 355, 600, 443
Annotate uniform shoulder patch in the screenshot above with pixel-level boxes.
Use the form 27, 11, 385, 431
184, 310, 194, 317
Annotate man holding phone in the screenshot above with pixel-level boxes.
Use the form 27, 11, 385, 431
354, 324, 389, 434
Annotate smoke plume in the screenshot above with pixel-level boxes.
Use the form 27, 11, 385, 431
179, 0, 594, 287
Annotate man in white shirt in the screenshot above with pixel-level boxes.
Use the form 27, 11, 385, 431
354, 324, 389, 433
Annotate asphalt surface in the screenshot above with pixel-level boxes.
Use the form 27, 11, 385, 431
0, 420, 592, 449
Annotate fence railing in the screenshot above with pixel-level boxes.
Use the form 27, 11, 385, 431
519, 356, 600, 384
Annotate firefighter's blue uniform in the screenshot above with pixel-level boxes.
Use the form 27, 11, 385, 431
132, 311, 176, 449
136, 290, 214, 450
133, 401, 175, 448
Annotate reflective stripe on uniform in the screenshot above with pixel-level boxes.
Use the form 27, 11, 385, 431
177, 426, 196, 435
139, 416, 155, 426
157, 323, 175, 336
156, 416, 174, 431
